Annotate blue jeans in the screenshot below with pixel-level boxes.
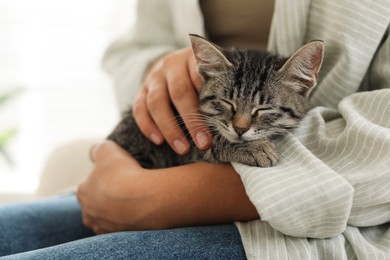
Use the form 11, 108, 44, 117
0, 195, 246, 259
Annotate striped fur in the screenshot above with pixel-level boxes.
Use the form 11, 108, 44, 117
108, 36, 323, 168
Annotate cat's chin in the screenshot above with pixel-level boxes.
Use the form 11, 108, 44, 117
241, 136, 257, 142
237, 135, 269, 143
221, 130, 269, 143
221, 134, 246, 144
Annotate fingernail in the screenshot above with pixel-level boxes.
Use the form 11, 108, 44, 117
150, 132, 162, 145
196, 131, 209, 148
173, 139, 187, 154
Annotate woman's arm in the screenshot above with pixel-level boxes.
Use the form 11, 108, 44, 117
77, 141, 259, 234
103, 0, 211, 154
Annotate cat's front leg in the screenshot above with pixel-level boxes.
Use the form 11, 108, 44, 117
203, 136, 278, 167
243, 139, 278, 167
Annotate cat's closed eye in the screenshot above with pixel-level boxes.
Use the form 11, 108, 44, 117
219, 99, 236, 113
279, 106, 301, 119
251, 107, 274, 117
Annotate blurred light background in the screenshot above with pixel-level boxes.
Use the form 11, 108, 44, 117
0, 0, 137, 201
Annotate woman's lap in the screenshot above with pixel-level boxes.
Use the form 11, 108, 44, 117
0, 195, 246, 259
0, 195, 94, 256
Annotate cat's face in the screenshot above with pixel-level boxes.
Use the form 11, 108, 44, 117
190, 34, 324, 143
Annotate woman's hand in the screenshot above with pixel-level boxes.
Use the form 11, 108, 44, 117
76, 141, 155, 234
133, 47, 212, 155
77, 141, 259, 235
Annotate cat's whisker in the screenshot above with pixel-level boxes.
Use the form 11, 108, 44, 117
181, 114, 217, 122
182, 127, 219, 144
165, 124, 217, 140
168, 113, 222, 131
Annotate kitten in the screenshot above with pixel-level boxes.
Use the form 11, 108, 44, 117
108, 34, 324, 168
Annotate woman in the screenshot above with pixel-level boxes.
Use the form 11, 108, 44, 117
1, 0, 389, 259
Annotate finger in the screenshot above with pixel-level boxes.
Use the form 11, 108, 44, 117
91, 141, 142, 167
89, 142, 113, 163
83, 215, 105, 235
188, 52, 203, 92
89, 144, 99, 162
93, 217, 127, 234
78, 189, 107, 234
167, 64, 212, 150
81, 211, 94, 229
146, 80, 190, 155
84, 213, 127, 234
93, 227, 104, 235
133, 88, 164, 145
78, 191, 107, 230
188, 55, 212, 149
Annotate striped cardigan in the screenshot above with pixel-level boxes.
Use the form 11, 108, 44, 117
102, 0, 390, 259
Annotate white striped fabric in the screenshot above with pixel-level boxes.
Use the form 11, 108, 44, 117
102, 0, 390, 259
234, 0, 390, 259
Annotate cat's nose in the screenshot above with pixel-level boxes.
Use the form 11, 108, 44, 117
234, 126, 249, 137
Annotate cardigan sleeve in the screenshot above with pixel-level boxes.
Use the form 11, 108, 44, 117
234, 87, 390, 238
233, 33, 390, 238
101, 0, 181, 112
233, 124, 355, 239
235, 0, 390, 239
344, 29, 390, 227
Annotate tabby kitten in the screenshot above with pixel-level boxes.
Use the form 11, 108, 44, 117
108, 34, 324, 168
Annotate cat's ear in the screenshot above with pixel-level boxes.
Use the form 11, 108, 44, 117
189, 34, 233, 80
279, 41, 324, 97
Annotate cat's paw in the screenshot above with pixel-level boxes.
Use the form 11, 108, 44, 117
249, 140, 278, 167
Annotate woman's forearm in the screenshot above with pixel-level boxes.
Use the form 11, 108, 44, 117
140, 162, 260, 229
78, 142, 259, 233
